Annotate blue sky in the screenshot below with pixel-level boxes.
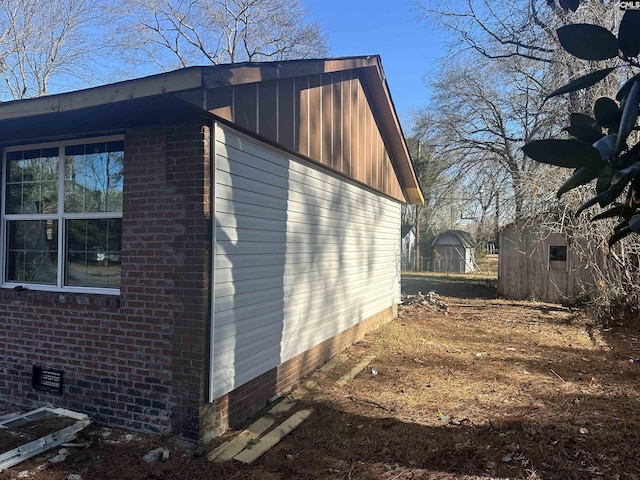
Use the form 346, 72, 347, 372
307, 0, 445, 132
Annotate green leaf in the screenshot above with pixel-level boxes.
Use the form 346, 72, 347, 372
611, 161, 640, 185
596, 164, 616, 194
557, 24, 619, 61
559, 0, 580, 11
564, 125, 604, 144
557, 165, 601, 198
630, 216, 640, 233
616, 80, 640, 153
522, 139, 602, 168
598, 183, 625, 208
616, 73, 640, 102
547, 68, 616, 99
593, 134, 618, 163
614, 218, 630, 232
594, 97, 620, 127
591, 205, 627, 221
576, 183, 625, 216
609, 226, 632, 247
570, 113, 596, 128
619, 11, 640, 58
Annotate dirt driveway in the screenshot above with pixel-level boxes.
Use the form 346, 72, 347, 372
3, 266, 640, 479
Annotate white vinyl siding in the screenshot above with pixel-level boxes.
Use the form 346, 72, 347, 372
210, 123, 401, 399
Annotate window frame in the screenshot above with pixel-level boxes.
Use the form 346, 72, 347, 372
1, 135, 124, 295
548, 244, 568, 272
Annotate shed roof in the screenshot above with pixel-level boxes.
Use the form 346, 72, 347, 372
0, 56, 422, 204
432, 230, 476, 248
401, 224, 415, 238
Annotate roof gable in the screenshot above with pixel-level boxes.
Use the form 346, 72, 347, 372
0, 56, 422, 204
432, 230, 475, 248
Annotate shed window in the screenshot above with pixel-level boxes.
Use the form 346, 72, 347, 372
2, 137, 123, 293
549, 245, 567, 271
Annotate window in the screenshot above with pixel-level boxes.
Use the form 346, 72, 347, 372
2, 137, 123, 292
549, 245, 567, 271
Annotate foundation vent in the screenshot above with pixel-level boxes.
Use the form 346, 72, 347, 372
32, 366, 63, 394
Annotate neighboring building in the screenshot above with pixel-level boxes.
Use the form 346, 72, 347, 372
401, 224, 416, 270
498, 222, 597, 303
0, 56, 422, 441
431, 230, 476, 273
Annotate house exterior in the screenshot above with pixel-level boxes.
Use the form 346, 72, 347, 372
0, 56, 422, 441
498, 222, 598, 303
431, 230, 475, 273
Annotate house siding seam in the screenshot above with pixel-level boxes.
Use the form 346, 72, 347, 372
0, 123, 211, 439
210, 123, 401, 404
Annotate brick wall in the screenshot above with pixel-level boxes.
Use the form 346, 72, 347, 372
200, 304, 396, 441
0, 123, 211, 439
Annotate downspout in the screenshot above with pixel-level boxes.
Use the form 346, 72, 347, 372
208, 120, 217, 403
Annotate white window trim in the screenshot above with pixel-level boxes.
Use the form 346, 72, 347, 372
1, 135, 124, 295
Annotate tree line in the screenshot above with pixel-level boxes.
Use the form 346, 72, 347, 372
412, 0, 640, 315
0, 0, 326, 100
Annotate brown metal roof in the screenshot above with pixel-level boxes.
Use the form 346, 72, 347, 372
0, 56, 423, 204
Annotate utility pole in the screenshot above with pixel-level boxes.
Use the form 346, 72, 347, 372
415, 206, 420, 271
415, 140, 422, 271
495, 190, 500, 248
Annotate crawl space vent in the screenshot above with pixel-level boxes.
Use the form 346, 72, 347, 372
32, 366, 63, 394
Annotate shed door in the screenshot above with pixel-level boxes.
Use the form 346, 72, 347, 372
547, 244, 568, 302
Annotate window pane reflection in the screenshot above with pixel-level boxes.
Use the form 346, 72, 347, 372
65, 218, 122, 288
5, 149, 58, 214
6, 220, 58, 284
64, 141, 123, 213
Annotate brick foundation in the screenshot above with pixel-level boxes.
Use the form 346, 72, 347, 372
200, 304, 397, 442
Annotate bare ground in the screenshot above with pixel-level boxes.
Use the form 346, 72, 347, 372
3, 255, 640, 479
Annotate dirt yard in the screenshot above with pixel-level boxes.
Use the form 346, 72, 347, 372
3, 255, 640, 479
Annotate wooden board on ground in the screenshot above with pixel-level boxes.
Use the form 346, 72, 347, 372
268, 398, 295, 415
289, 380, 317, 401
319, 353, 349, 373
208, 416, 275, 462
233, 409, 314, 465
336, 355, 376, 387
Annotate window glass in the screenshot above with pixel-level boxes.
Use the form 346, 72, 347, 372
64, 142, 124, 214
549, 245, 567, 271
5, 149, 58, 214
65, 218, 122, 288
5, 220, 58, 284
3, 137, 123, 291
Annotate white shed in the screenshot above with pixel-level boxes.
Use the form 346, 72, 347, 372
431, 230, 476, 273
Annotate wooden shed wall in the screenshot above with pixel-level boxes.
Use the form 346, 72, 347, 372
498, 224, 596, 303
204, 71, 404, 203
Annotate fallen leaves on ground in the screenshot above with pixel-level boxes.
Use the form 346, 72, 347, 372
3, 266, 640, 479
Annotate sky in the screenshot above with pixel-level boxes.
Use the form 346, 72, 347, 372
307, 0, 446, 132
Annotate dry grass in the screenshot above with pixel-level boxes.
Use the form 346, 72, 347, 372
4, 256, 640, 479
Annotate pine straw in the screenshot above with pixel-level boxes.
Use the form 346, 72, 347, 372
3, 280, 640, 479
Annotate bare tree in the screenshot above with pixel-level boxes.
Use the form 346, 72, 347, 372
115, 0, 328, 71
415, 0, 620, 63
426, 56, 559, 219
415, 0, 626, 112
403, 113, 463, 232
0, 0, 109, 99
